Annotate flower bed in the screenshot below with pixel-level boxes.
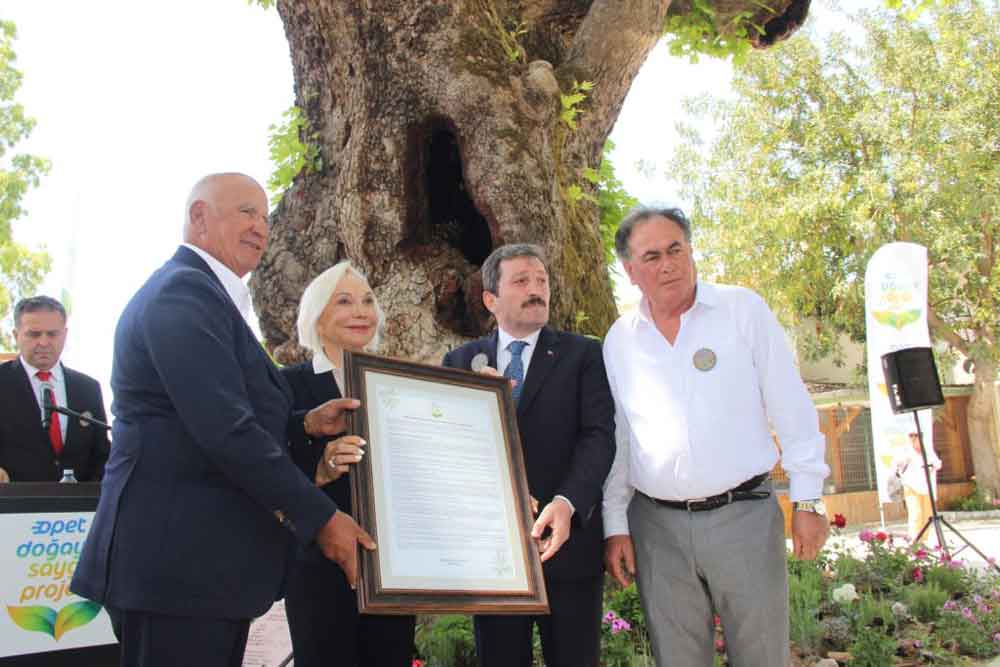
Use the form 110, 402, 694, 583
414, 521, 1000, 666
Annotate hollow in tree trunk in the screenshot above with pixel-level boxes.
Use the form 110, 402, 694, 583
250, 0, 812, 363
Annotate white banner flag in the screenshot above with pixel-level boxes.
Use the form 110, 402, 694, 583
864, 242, 934, 504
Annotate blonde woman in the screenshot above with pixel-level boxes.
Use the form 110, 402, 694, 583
282, 261, 414, 666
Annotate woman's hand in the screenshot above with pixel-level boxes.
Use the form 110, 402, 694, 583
315, 435, 366, 485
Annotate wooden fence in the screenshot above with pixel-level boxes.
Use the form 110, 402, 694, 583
773, 394, 976, 529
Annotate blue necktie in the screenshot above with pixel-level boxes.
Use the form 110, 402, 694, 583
505, 340, 528, 403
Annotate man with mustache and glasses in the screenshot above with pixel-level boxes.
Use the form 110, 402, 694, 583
443, 243, 615, 667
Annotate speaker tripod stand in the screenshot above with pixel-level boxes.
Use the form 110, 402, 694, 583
909, 413, 999, 573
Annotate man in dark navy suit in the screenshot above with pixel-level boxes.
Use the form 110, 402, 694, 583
442, 243, 615, 667
71, 173, 374, 667
0, 296, 109, 483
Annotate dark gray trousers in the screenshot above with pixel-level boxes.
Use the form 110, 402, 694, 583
628, 483, 789, 666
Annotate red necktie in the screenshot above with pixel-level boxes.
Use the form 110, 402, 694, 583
36, 370, 64, 457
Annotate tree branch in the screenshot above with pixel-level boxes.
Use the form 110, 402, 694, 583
559, 0, 672, 162
928, 308, 970, 357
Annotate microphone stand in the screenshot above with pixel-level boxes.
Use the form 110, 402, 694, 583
47, 403, 111, 431
910, 413, 998, 572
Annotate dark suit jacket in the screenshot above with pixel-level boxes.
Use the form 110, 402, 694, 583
0, 359, 110, 482
71, 246, 337, 620
280, 362, 352, 558
443, 327, 615, 581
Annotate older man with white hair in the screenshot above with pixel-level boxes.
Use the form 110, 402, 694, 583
72, 173, 374, 667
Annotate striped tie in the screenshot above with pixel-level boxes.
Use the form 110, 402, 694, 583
504, 340, 528, 403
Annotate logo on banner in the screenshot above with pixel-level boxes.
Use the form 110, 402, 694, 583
870, 272, 922, 330
4, 516, 100, 641
864, 243, 933, 504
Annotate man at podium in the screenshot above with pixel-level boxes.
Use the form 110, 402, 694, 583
0, 295, 109, 482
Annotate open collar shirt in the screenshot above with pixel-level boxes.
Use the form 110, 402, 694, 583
181, 243, 252, 323
602, 281, 829, 537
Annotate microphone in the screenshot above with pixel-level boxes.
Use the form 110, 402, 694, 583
40, 382, 56, 430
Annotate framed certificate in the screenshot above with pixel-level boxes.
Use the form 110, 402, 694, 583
343, 351, 548, 615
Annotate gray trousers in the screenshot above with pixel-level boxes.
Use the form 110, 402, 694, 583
628, 483, 789, 667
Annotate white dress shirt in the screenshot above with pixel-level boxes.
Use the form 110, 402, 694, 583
181, 243, 253, 322
496, 326, 574, 514
21, 357, 69, 443
602, 282, 829, 537
497, 327, 541, 377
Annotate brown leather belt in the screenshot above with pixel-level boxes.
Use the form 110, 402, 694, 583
642, 473, 771, 512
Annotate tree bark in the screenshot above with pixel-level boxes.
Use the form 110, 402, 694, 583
929, 312, 1000, 497
251, 0, 809, 363
967, 356, 1000, 497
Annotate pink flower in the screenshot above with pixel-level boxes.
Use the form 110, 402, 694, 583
915, 548, 928, 560
714, 614, 721, 627
603, 611, 616, 623
961, 607, 974, 620
994, 632, 1000, 643
611, 618, 631, 634
943, 600, 958, 611
715, 638, 726, 653
912, 567, 924, 583
859, 529, 875, 543
875, 531, 888, 543
412, 660, 424, 667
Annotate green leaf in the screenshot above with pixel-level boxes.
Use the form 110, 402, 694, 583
6, 605, 56, 637
53, 600, 102, 640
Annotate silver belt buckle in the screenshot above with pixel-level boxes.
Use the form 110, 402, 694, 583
685, 497, 707, 511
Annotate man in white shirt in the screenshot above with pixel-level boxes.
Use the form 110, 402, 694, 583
602, 207, 830, 665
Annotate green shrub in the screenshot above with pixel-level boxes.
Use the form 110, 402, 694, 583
936, 608, 999, 658
904, 582, 949, 622
951, 483, 998, 512
605, 581, 647, 638
789, 564, 824, 654
924, 564, 967, 596
855, 593, 897, 635
415, 615, 476, 667
849, 629, 897, 667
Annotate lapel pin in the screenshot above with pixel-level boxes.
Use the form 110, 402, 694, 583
693, 348, 717, 371
471, 353, 489, 372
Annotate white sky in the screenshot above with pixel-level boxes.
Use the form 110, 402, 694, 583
2, 0, 852, 402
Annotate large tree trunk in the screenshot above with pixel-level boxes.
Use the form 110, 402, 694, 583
967, 356, 1000, 497
251, 0, 810, 363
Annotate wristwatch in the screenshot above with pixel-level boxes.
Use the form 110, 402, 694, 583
792, 499, 828, 516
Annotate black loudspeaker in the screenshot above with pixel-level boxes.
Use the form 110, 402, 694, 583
881, 347, 945, 414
